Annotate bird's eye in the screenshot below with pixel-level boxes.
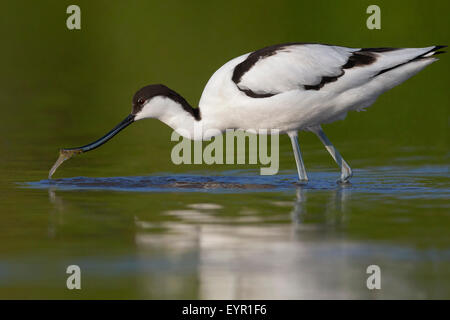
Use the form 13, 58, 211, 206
138, 98, 145, 105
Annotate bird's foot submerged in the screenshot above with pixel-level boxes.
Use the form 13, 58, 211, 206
337, 167, 353, 184
336, 178, 352, 185
294, 178, 309, 186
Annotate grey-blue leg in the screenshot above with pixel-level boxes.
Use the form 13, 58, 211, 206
288, 131, 308, 182
311, 126, 352, 183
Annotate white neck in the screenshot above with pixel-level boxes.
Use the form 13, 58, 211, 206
161, 106, 202, 140
135, 96, 221, 141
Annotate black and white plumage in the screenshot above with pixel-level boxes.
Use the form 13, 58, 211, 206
50, 43, 446, 182
232, 44, 445, 96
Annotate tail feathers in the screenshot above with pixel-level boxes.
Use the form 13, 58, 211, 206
422, 45, 447, 57
374, 45, 446, 77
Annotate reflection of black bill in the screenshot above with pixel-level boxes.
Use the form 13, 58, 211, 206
48, 114, 135, 179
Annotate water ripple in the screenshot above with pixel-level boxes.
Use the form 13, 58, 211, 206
21, 165, 449, 198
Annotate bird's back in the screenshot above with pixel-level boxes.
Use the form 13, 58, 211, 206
199, 43, 445, 131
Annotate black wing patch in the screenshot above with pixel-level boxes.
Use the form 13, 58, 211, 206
232, 44, 389, 97
304, 50, 378, 91
232, 42, 303, 84
303, 72, 344, 91
231, 42, 304, 97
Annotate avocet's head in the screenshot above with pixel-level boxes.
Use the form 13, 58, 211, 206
132, 84, 197, 121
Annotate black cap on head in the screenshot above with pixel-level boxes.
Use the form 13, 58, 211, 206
132, 84, 201, 120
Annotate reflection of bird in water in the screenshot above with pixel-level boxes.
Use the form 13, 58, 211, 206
50, 44, 446, 183
290, 185, 351, 228
47, 188, 65, 238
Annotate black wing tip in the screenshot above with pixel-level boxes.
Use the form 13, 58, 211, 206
360, 45, 447, 52
434, 45, 447, 50
420, 45, 447, 58
432, 45, 447, 56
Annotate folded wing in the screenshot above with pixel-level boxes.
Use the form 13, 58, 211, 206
232, 43, 444, 97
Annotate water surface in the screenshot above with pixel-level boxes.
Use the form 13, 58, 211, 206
1, 164, 447, 299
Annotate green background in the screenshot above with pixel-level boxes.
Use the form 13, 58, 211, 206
0, 0, 448, 299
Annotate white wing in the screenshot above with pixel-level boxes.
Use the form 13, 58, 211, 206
231, 43, 444, 97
